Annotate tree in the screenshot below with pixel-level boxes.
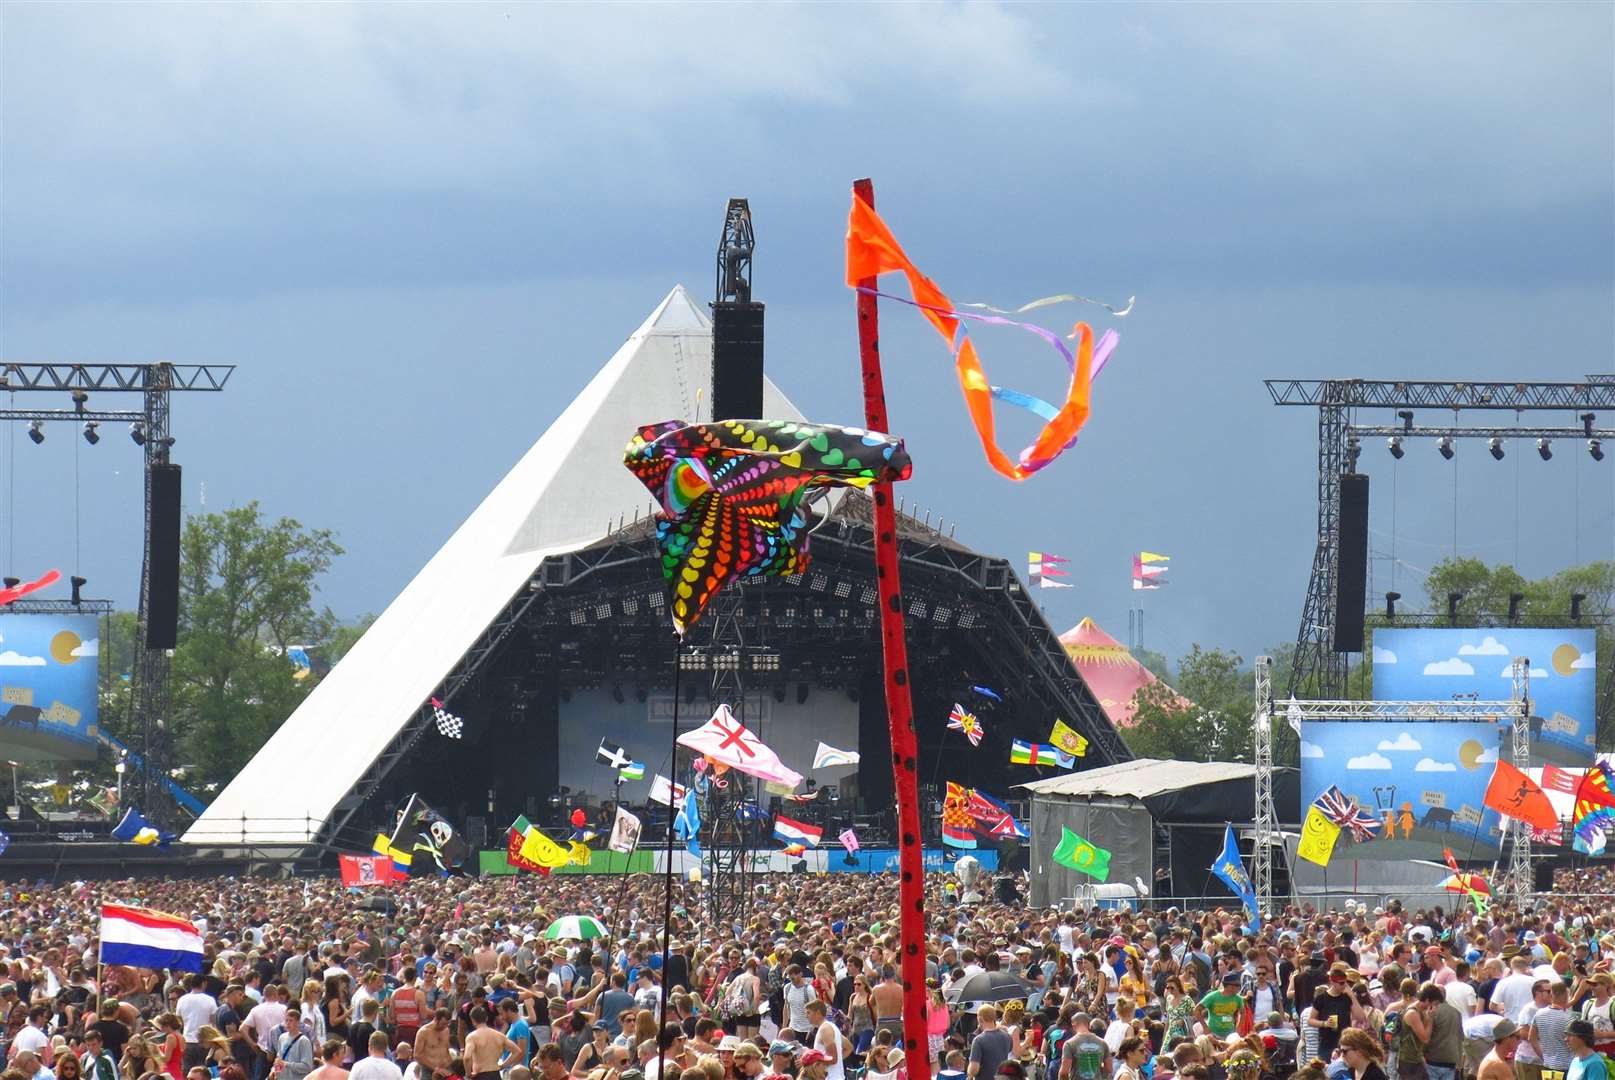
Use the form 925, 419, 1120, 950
171, 503, 344, 790
1125, 645, 1257, 762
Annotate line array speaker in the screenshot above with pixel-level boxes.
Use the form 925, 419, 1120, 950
1334, 472, 1369, 653
145, 463, 182, 650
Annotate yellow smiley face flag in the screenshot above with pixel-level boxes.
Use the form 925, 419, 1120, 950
1297, 805, 1341, 866
519, 827, 573, 870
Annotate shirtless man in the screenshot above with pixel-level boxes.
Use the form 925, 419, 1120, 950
1477, 1018, 1522, 1080
464, 1006, 521, 1080
871, 966, 904, 1041
414, 1009, 453, 1078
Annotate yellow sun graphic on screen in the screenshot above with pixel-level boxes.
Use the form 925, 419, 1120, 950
1551, 643, 1582, 677
1457, 739, 1485, 770
50, 630, 82, 665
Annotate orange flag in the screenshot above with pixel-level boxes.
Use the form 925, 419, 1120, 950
1482, 759, 1558, 831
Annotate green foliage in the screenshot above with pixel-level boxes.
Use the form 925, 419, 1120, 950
1125, 645, 1259, 762
171, 503, 344, 790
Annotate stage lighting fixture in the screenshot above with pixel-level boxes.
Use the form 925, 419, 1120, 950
1488, 438, 1505, 461
796, 682, 809, 705
611, 684, 625, 704
773, 685, 785, 704
70, 576, 87, 605
129, 423, 147, 446
1589, 439, 1604, 462
2, 577, 19, 589
1508, 592, 1525, 623
1571, 593, 1586, 622
1345, 436, 1361, 471
1537, 439, 1552, 461
27, 421, 44, 445
1437, 437, 1454, 460
634, 686, 647, 703
1583, 412, 1597, 437
1398, 410, 1414, 432
1385, 591, 1400, 619
1386, 436, 1404, 460
82, 421, 99, 445
1447, 591, 1463, 622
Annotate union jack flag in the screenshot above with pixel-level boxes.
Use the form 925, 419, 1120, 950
1315, 785, 1380, 843
947, 704, 984, 746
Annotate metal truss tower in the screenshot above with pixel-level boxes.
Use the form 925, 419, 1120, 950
1505, 657, 1534, 902
700, 588, 755, 928
1252, 656, 1276, 911
1268, 377, 1615, 700
1, 362, 232, 823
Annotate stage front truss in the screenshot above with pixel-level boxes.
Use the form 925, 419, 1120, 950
1267, 377, 1615, 702
1252, 655, 1532, 910
311, 491, 1131, 856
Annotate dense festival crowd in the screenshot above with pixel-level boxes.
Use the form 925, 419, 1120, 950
2, 873, 1614, 1080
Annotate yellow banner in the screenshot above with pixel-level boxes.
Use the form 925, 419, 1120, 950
1297, 806, 1341, 866
1049, 719, 1089, 758
518, 828, 573, 869
567, 841, 592, 867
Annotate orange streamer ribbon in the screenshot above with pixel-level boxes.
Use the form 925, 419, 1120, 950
845, 197, 1095, 481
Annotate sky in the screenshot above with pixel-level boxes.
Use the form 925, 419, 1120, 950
2, 2, 1612, 671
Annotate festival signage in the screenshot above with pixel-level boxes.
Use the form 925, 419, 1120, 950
0, 613, 101, 762
1373, 628, 1597, 765
1300, 719, 1504, 861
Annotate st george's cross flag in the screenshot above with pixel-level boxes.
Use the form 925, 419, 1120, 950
99, 904, 204, 972
677, 704, 803, 788
430, 699, 464, 739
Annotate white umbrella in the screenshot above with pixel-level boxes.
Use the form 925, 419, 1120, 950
543, 915, 608, 941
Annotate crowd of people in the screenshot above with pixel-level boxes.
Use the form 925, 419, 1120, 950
2, 872, 1614, 1080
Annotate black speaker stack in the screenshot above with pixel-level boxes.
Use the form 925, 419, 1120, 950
1334, 472, 1369, 653
145, 463, 183, 650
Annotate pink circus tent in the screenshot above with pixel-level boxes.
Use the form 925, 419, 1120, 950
1060, 617, 1190, 729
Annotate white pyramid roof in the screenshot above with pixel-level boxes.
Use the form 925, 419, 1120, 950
185, 286, 805, 847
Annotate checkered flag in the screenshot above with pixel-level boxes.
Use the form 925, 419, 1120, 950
430, 697, 464, 739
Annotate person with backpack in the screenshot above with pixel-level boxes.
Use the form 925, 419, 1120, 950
1577, 973, 1615, 1057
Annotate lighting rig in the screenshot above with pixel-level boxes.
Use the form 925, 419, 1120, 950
1267, 376, 1615, 700
1, 362, 234, 821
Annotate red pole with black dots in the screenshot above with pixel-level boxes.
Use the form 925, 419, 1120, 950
851, 177, 930, 1080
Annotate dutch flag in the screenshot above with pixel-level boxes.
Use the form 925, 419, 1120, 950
98, 903, 204, 972
772, 815, 822, 848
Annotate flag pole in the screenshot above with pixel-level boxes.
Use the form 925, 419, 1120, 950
852, 177, 930, 1080
659, 637, 683, 1029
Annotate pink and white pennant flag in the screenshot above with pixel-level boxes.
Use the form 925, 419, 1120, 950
649, 775, 688, 806
839, 828, 860, 855
677, 704, 803, 788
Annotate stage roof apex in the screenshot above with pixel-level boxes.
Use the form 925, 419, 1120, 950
185, 286, 803, 848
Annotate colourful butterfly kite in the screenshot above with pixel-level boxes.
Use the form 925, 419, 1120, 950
947, 703, 984, 746
624, 420, 911, 635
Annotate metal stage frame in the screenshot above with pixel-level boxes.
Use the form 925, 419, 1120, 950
1267, 377, 1614, 702
309, 490, 1131, 856
1, 362, 234, 823
1251, 655, 1531, 910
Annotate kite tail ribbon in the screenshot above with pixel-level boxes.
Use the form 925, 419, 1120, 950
845, 196, 1110, 480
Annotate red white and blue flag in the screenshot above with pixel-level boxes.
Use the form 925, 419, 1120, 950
773, 815, 822, 847
98, 903, 203, 972
1315, 785, 1380, 842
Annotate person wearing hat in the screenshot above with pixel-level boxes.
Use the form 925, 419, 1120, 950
1577, 971, 1615, 1055
1311, 964, 1364, 1061
1475, 1020, 1521, 1080
732, 1041, 765, 1080
1565, 1019, 1607, 1080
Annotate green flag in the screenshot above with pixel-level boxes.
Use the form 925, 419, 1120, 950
1051, 826, 1111, 881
